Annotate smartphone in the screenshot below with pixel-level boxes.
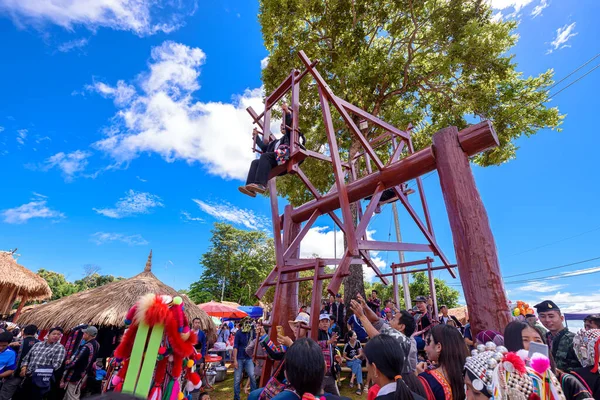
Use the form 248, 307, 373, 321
276, 325, 285, 336
528, 342, 549, 359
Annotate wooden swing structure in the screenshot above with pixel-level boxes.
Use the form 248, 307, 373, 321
247, 51, 512, 385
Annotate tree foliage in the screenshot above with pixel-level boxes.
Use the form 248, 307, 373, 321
364, 272, 460, 309
187, 223, 276, 305
259, 0, 563, 206
37, 268, 124, 301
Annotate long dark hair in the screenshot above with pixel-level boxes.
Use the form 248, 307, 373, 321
284, 338, 325, 396
429, 324, 468, 400
504, 321, 529, 352
364, 334, 423, 399
504, 321, 557, 373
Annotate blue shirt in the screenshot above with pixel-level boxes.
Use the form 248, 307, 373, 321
348, 315, 368, 341
234, 331, 252, 360
196, 330, 207, 357
0, 347, 17, 374
96, 369, 107, 381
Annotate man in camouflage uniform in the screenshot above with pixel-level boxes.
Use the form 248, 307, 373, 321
534, 300, 582, 372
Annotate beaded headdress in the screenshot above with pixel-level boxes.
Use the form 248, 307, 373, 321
573, 328, 600, 372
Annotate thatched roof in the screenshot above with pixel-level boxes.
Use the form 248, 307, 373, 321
0, 251, 52, 313
18, 251, 215, 338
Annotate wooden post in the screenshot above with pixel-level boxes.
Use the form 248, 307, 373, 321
261, 205, 300, 386
13, 295, 27, 322
426, 259, 438, 320
432, 126, 511, 336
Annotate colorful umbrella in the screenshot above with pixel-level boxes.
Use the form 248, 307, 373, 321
198, 300, 249, 319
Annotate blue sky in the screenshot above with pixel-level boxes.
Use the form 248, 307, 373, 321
0, 0, 598, 313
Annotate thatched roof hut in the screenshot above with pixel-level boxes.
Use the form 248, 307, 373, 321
18, 251, 215, 339
0, 250, 52, 315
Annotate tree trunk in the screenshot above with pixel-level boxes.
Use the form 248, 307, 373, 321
343, 132, 367, 321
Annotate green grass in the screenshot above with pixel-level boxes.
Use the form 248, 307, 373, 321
208, 367, 366, 400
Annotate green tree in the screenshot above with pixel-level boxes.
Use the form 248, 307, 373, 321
188, 223, 276, 305
409, 272, 460, 309
37, 269, 78, 300
73, 273, 124, 291
364, 272, 459, 309
37, 268, 124, 301
259, 0, 562, 300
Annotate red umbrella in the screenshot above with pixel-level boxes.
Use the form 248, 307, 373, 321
198, 300, 249, 318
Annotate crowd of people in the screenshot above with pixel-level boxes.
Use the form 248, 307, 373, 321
241, 294, 600, 400
0, 323, 102, 400
0, 318, 212, 400
1, 298, 599, 400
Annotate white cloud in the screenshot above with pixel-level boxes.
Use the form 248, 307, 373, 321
300, 226, 386, 282
2, 199, 65, 224
531, 0, 548, 18
93, 190, 163, 218
35, 136, 51, 144
0, 126, 4, 133
260, 56, 269, 70
57, 38, 88, 52
514, 281, 565, 293
181, 211, 204, 222
547, 292, 600, 313
44, 150, 91, 181
16, 129, 27, 145
136, 176, 147, 182
491, 12, 503, 22
90, 232, 148, 246
489, 0, 535, 12
547, 22, 577, 54
86, 80, 136, 107
90, 40, 264, 181
0, 0, 194, 35
192, 199, 269, 230
32, 192, 48, 198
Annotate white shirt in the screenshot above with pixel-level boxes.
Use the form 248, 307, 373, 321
377, 382, 397, 397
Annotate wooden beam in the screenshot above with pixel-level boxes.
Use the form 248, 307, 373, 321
432, 125, 510, 337
357, 240, 434, 252
289, 121, 498, 224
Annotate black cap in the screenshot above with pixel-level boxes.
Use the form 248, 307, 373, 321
413, 295, 427, 303
534, 300, 560, 313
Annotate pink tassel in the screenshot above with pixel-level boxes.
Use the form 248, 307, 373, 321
169, 380, 180, 400
530, 353, 551, 374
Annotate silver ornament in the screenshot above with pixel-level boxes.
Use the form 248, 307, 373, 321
485, 370, 493, 381
472, 379, 484, 391
493, 352, 504, 362
471, 349, 479, 357
477, 344, 486, 353
485, 341, 496, 351
487, 358, 498, 369
496, 346, 508, 354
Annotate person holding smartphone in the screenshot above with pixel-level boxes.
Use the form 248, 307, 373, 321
504, 320, 593, 400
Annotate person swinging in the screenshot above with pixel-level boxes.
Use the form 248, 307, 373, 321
239, 102, 299, 197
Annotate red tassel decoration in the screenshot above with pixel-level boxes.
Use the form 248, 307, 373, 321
591, 339, 600, 373
504, 352, 527, 374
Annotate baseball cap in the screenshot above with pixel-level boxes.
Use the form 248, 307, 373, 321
319, 313, 331, 321
84, 326, 98, 337
413, 295, 428, 303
